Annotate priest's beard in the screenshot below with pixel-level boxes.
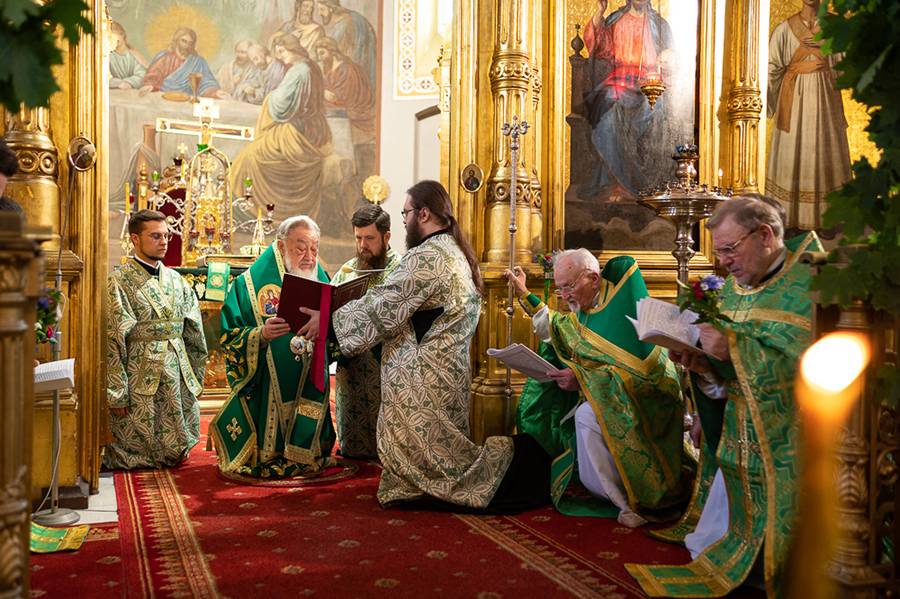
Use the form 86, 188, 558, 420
356, 244, 388, 271
284, 253, 317, 280
405, 219, 425, 249
566, 298, 583, 313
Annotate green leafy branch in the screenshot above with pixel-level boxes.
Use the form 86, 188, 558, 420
0, 0, 94, 113
813, 0, 900, 405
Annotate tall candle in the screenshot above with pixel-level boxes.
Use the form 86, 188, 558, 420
791, 332, 869, 599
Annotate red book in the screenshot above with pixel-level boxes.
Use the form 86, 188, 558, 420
276, 273, 371, 333
276, 273, 371, 392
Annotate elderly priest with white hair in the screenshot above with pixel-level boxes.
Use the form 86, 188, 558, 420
210, 215, 336, 481
505, 249, 695, 527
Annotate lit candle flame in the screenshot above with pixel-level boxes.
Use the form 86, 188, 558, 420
799, 332, 869, 420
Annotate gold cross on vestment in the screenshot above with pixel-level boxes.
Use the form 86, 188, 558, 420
227, 417, 242, 441
156, 99, 254, 147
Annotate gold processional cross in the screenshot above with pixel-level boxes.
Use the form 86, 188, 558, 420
156, 98, 254, 148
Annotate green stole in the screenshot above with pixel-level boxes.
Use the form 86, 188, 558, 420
626, 231, 823, 598
522, 256, 694, 520
210, 243, 335, 478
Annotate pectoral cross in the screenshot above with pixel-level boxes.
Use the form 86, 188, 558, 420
156, 98, 254, 147
227, 417, 242, 441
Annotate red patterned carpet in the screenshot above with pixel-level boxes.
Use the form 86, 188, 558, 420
30, 420, 766, 598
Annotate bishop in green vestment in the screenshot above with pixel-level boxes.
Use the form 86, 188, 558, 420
106, 211, 207, 469
626, 195, 824, 598
329, 204, 402, 458
210, 216, 336, 479
507, 249, 695, 528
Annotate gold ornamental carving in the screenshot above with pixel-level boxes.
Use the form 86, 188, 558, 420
0, 466, 28, 599
485, 47, 534, 264
723, 0, 763, 194
726, 90, 763, 115
3, 107, 62, 248
528, 61, 543, 254
0, 213, 46, 599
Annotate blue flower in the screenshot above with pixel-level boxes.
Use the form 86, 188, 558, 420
702, 275, 724, 291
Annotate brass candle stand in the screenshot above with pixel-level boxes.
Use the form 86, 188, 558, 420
638, 146, 732, 286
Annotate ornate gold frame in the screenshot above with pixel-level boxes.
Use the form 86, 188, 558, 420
548, 0, 724, 297
441, 0, 770, 442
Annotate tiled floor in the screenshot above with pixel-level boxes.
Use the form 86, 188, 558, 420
33, 472, 119, 526
73, 472, 118, 524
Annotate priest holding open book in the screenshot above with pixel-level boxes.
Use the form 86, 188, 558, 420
626, 195, 825, 597
210, 215, 336, 480
505, 249, 695, 528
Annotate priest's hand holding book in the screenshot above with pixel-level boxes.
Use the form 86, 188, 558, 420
546, 368, 581, 391
297, 307, 319, 343
262, 316, 291, 341
669, 341, 721, 382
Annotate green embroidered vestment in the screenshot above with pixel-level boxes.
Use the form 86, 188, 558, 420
520, 256, 696, 521
106, 260, 207, 469
329, 248, 402, 458
210, 243, 335, 478
626, 232, 824, 598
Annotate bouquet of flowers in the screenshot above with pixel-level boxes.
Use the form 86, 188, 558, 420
35, 288, 64, 345
533, 250, 557, 301
534, 250, 557, 273
676, 275, 732, 333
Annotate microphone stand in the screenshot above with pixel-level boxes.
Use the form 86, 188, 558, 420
33, 137, 95, 526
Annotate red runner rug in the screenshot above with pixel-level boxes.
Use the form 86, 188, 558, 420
30, 419, 766, 598
29, 524, 121, 597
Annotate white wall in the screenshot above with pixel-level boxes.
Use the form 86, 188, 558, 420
379, 0, 442, 251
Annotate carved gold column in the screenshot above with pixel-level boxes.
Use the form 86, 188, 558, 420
483, 0, 533, 264
462, 0, 544, 441
723, 0, 763, 192
0, 214, 45, 599
2, 0, 109, 504
65, 0, 109, 495
4, 109, 61, 248
827, 299, 886, 599
528, 60, 544, 255
804, 248, 897, 597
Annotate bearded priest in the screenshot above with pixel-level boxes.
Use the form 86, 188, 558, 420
210, 215, 336, 479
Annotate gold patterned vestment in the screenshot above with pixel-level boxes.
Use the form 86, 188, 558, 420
329, 248, 402, 458
210, 243, 335, 479
520, 256, 695, 520
332, 232, 514, 508
106, 259, 207, 469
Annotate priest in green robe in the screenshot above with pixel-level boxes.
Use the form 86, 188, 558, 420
626, 195, 824, 598
329, 204, 402, 458
210, 215, 336, 479
106, 210, 207, 469
506, 249, 695, 527
330, 180, 551, 513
